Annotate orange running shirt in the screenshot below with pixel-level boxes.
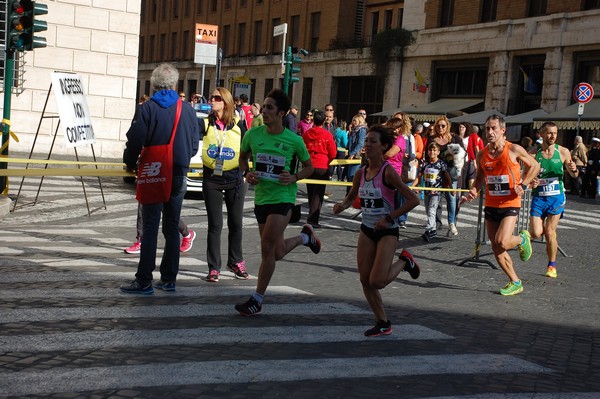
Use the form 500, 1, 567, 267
481, 141, 522, 208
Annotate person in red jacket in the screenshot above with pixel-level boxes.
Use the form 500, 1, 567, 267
303, 109, 337, 228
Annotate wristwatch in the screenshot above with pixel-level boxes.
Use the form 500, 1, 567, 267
520, 183, 528, 191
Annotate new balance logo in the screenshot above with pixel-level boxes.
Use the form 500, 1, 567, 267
139, 162, 162, 178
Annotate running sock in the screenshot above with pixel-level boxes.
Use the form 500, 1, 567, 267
300, 232, 309, 245
520, 235, 525, 246
513, 280, 522, 285
252, 292, 264, 304
548, 261, 556, 267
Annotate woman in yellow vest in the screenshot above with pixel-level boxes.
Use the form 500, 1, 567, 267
201, 87, 248, 282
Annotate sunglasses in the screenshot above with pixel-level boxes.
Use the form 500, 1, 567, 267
307, 114, 313, 117
210, 95, 224, 102
437, 124, 447, 128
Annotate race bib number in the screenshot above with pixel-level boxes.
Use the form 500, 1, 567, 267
359, 187, 385, 215
487, 174, 510, 196
424, 167, 439, 185
537, 178, 560, 196
254, 153, 286, 181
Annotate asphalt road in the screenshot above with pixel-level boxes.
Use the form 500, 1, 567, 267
1, 175, 599, 398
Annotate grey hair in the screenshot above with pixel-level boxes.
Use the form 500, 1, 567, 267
575, 135, 583, 144
150, 63, 179, 91
415, 124, 423, 131
485, 114, 506, 129
472, 125, 479, 133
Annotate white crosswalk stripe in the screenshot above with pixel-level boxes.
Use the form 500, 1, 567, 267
2, 173, 596, 397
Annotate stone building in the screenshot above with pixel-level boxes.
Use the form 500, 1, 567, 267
138, 0, 600, 143
1, 0, 141, 159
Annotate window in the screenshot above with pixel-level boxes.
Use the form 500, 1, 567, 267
271, 17, 281, 54
183, 30, 190, 59
397, 7, 404, 28
171, 32, 178, 59
196, 0, 203, 14
139, 37, 145, 62
370, 11, 379, 37
301, 78, 314, 117
225, 0, 232, 10
384, 10, 393, 31
172, 0, 178, 18
584, 0, 600, 9
440, 0, 454, 27
290, 15, 300, 48
257, 0, 263, 3
222, 25, 230, 57
310, 12, 320, 52
161, 0, 167, 20
211, 0, 217, 12
152, 0, 157, 22
240, 0, 247, 7
508, 55, 545, 114
149, 35, 155, 61
433, 60, 488, 98
184, 0, 190, 17
264, 78, 274, 99
253, 21, 263, 55
237, 23, 246, 56
141, 0, 146, 23
527, 0, 547, 17
481, 0, 497, 22
159, 33, 166, 60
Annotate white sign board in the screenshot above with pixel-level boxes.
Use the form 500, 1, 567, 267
194, 23, 218, 65
50, 72, 95, 148
273, 23, 287, 37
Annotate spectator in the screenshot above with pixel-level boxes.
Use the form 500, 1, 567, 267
283, 104, 298, 132
251, 102, 264, 128
297, 109, 314, 136
582, 137, 600, 198
200, 87, 248, 282
121, 63, 199, 294
570, 135, 587, 195
346, 114, 367, 191
303, 109, 337, 228
239, 93, 253, 130
333, 120, 349, 181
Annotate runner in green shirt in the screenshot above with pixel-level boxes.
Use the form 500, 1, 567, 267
236, 88, 321, 316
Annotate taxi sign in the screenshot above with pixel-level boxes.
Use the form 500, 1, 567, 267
573, 82, 594, 104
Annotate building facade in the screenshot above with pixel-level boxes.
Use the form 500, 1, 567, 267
138, 0, 600, 142
1, 0, 141, 159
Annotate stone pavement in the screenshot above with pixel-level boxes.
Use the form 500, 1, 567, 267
0, 174, 599, 398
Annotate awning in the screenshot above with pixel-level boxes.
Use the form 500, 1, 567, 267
450, 109, 505, 125
533, 99, 600, 130
371, 106, 417, 117
407, 98, 484, 122
505, 109, 548, 124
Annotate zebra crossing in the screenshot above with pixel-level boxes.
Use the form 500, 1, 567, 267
2, 174, 599, 397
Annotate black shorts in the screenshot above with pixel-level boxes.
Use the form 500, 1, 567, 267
484, 207, 519, 223
360, 224, 399, 243
254, 203, 294, 224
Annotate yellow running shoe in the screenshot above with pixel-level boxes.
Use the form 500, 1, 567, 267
545, 266, 557, 278
500, 280, 524, 296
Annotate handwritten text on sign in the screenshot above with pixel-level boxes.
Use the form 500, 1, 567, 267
51, 73, 96, 148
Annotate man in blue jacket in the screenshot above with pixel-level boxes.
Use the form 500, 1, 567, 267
121, 63, 199, 294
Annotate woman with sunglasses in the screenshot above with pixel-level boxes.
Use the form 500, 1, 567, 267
426, 115, 463, 236
200, 87, 248, 282
297, 110, 314, 136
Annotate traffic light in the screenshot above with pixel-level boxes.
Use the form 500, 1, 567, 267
283, 47, 308, 95
7, 0, 48, 52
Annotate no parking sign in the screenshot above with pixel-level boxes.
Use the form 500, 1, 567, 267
573, 82, 594, 104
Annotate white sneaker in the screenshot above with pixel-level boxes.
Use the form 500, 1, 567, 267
449, 223, 458, 236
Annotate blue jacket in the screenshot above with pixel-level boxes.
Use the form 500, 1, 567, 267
124, 90, 199, 176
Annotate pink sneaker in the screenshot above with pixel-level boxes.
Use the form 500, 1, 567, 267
124, 240, 141, 254
205, 269, 220, 282
227, 260, 249, 279
180, 230, 196, 253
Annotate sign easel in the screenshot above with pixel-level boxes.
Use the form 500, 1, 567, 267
13, 72, 106, 216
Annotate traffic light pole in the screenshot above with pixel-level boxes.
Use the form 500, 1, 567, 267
0, 49, 15, 195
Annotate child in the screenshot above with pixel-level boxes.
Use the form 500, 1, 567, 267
412, 142, 452, 241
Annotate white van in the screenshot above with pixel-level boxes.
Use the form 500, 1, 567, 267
186, 102, 211, 193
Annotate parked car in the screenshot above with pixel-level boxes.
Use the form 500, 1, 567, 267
186, 102, 211, 193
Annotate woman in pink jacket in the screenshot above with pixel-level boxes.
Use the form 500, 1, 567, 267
303, 109, 337, 228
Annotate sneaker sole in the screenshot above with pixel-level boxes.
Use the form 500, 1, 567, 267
155, 285, 176, 291
500, 287, 523, 296
365, 328, 393, 337
124, 250, 141, 254
235, 306, 261, 317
